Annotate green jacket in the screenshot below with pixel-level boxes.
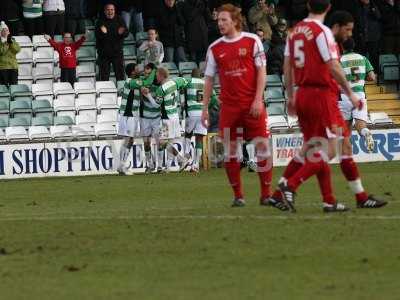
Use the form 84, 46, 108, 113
0, 39, 21, 70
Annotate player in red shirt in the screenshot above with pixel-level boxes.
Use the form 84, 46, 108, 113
327, 11, 387, 208
271, 0, 363, 213
201, 4, 272, 207
45, 32, 86, 87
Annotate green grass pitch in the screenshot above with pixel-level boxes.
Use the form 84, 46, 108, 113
0, 161, 399, 300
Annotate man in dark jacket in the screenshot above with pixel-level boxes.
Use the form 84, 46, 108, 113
95, 3, 129, 81
1, 0, 23, 36
142, 0, 162, 30
157, 0, 186, 64
376, 0, 400, 54
64, 0, 87, 36
181, 0, 210, 64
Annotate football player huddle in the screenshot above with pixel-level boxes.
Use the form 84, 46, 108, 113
116, 63, 219, 175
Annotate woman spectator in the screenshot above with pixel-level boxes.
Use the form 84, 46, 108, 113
0, 22, 20, 86
43, 0, 65, 37
181, 0, 210, 64
23, 0, 44, 38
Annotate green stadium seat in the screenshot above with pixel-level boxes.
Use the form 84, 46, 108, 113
117, 80, 125, 95
31, 116, 53, 126
124, 33, 135, 46
0, 85, 10, 99
179, 62, 198, 76
123, 45, 137, 64
266, 88, 284, 99
0, 115, 9, 128
54, 34, 63, 42
75, 31, 95, 46
135, 31, 148, 46
32, 99, 53, 113
10, 84, 32, 100
77, 46, 96, 62
9, 116, 31, 127
266, 74, 282, 87
161, 62, 179, 75
267, 105, 285, 116
10, 98, 32, 115
84, 19, 95, 31
0, 98, 10, 113
54, 115, 74, 126
378, 54, 399, 84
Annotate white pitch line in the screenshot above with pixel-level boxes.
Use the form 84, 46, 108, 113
0, 214, 399, 221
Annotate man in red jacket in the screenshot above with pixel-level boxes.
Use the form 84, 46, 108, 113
45, 32, 86, 87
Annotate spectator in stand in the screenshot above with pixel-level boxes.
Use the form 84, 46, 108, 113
45, 32, 85, 86
208, 8, 220, 44
267, 18, 287, 75
157, 0, 186, 65
353, 0, 382, 72
64, 0, 87, 36
181, 0, 210, 64
0, 22, 20, 86
22, 0, 44, 38
43, 0, 66, 37
1, 0, 23, 36
138, 28, 164, 65
95, 3, 128, 81
376, 0, 400, 54
120, 0, 144, 34
142, 0, 162, 30
248, 0, 278, 40
284, 0, 308, 26
255, 28, 271, 54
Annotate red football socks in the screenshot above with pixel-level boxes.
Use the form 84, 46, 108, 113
257, 158, 273, 199
224, 159, 243, 199
340, 157, 368, 202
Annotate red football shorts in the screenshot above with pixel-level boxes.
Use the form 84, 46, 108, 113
219, 102, 270, 141
326, 94, 350, 138
296, 87, 337, 142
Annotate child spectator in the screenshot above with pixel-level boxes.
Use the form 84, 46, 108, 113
138, 28, 164, 65
45, 32, 86, 86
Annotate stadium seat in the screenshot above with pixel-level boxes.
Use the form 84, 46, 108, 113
179, 62, 198, 76
266, 74, 283, 87
29, 125, 52, 140
75, 97, 97, 120
161, 62, 179, 76
96, 97, 119, 111
0, 85, 10, 99
287, 115, 299, 128
10, 99, 32, 117
72, 124, 96, 139
31, 116, 53, 127
33, 48, 55, 69
32, 99, 54, 117
123, 45, 137, 64
95, 123, 117, 137
10, 84, 32, 101
378, 54, 399, 84
0, 115, 9, 128
0, 98, 9, 114
369, 112, 393, 125
0, 127, 5, 142
97, 111, 118, 124
54, 115, 74, 126
32, 83, 54, 103
54, 98, 75, 115
50, 125, 73, 139
32, 35, 51, 49
84, 19, 95, 31
96, 81, 118, 101
267, 105, 285, 116
9, 116, 31, 128
75, 31, 96, 46
266, 88, 284, 99
124, 33, 135, 46
135, 31, 148, 46
267, 101, 286, 113
268, 115, 289, 130
199, 61, 206, 74
18, 64, 34, 85
13, 35, 33, 48
16, 46, 33, 64
77, 46, 96, 63
53, 82, 75, 102
53, 35, 63, 42
74, 81, 96, 101
76, 64, 96, 83
117, 80, 125, 96
6, 126, 29, 141
32, 66, 54, 84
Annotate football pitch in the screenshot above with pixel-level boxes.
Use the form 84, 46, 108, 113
0, 161, 399, 300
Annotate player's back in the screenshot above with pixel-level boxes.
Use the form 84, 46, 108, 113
287, 19, 337, 87
340, 52, 372, 93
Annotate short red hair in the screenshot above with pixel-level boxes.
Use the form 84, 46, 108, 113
217, 4, 243, 32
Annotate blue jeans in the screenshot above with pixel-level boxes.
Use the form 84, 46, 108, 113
164, 47, 187, 65
121, 8, 143, 33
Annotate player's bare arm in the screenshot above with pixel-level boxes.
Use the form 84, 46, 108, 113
283, 56, 296, 116
201, 75, 213, 127
328, 59, 362, 110
249, 65, 266, 118
366, 70, 376, 82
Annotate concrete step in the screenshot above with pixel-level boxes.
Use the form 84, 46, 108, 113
368, 108, 400, 116
367, 93, 400, 100
391, 115, 400, 124
367, 99, 400, 110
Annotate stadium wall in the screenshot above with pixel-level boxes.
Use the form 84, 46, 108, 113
0, 129, 399, 179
